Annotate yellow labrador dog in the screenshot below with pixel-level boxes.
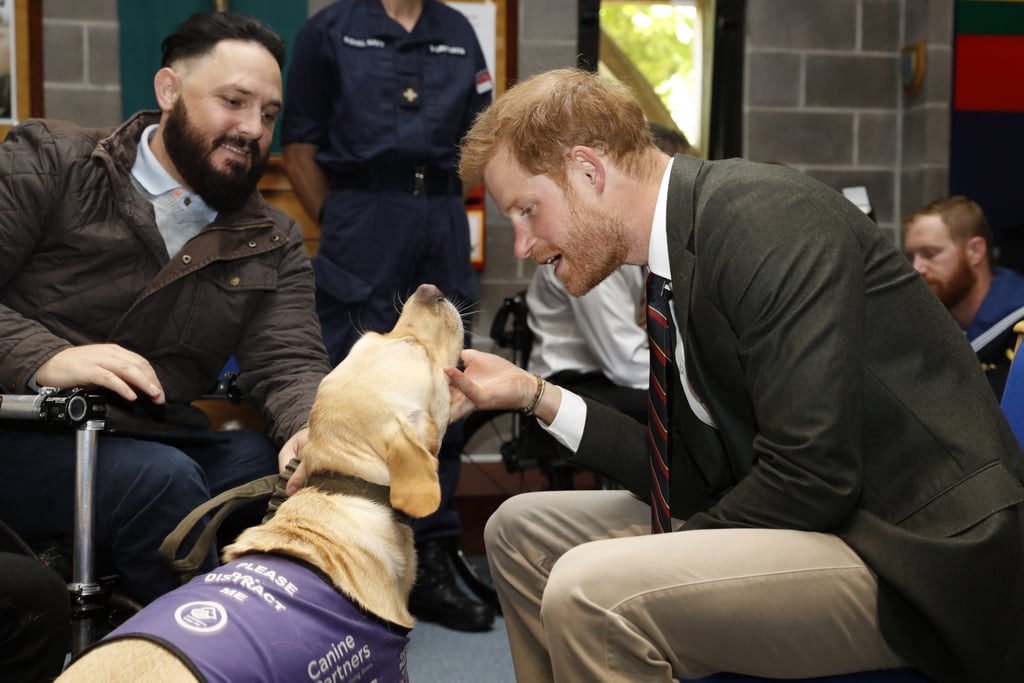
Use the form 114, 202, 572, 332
58, 283, 463, 683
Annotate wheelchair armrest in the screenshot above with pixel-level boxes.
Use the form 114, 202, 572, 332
0, 387, 107, 428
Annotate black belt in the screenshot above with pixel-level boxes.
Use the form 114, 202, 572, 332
330, 165, 461, 196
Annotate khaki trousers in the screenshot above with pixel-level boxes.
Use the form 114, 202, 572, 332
484, 490, 907, 682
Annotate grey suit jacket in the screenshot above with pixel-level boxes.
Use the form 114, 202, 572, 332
573, 155, 1024, 682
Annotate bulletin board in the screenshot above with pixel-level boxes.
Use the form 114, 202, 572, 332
451, 0, 516, 95
0, 0, 42, 139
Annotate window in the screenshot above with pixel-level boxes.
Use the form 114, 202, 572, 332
598, 2, 703, 153
579, 0, 746, 160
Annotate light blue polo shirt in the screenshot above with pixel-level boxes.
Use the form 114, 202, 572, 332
130, 123, 218, 257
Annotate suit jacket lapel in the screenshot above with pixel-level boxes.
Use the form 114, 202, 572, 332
661, 156, 742, 500
664, 156, 724, 431
664, 156, 723, 433
665, 154, 699, 354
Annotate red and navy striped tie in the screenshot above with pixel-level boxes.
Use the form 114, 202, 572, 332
646, 272, 675, 534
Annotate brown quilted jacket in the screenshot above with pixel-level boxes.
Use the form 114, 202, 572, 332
0, 111, 331, 446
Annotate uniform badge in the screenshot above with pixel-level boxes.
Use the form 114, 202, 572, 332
398, 81, 421, 109
475, 69, 493, 95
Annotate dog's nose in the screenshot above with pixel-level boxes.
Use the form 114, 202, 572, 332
416, 283, 445, 301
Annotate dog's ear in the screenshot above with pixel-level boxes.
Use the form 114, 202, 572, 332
388, 411, 442, 518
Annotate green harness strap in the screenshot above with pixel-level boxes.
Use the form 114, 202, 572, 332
157, 458, 410, 582
158, 458, 297, 581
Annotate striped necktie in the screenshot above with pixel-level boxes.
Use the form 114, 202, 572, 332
646, 273, 675, 533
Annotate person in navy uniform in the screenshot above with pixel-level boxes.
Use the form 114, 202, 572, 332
281, 0, 494, 632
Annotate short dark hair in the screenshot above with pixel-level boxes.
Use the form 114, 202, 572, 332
648, 122, 692, 156
161, 11, 286, 70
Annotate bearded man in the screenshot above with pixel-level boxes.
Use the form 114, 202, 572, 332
903, 196, 1024, 395
0, 9, 331, 623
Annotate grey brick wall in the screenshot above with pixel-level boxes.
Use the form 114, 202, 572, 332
42, 0, 120, 127
745, 0, 954, 242
901, 0, 954, 225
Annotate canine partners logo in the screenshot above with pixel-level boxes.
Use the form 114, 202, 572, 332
174, 601, 229, 635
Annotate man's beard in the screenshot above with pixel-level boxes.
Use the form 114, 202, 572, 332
558, 191, 631, 297
162, 99, 269, 213
925, 248, 977, 310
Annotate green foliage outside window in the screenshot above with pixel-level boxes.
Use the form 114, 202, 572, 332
599, 2, 700, 149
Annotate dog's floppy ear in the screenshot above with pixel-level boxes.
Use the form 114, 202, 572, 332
388, 410, 443, 518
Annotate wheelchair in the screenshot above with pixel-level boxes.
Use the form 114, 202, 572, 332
0, 388, 142, 658
0, 375, 267, 659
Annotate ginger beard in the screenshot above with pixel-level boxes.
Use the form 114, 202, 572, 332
924, 244, 978, 310
558, 186, 631, 297
162, 97, 270, 213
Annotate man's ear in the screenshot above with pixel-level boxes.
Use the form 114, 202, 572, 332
569, 145, 606, 195
153, 67, 181, 113
965, 235, 988, 267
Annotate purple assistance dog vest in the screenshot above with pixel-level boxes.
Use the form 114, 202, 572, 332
96, 554, 410, 683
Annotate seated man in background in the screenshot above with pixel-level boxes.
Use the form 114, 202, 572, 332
0, 12, 331, 607
903, 195, 1024, 396
523, 264, 648, 487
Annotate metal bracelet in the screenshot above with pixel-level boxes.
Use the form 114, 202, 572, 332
522, 373, 546, 416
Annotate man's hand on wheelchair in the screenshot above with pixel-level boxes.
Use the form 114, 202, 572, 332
36, 344, 165, 405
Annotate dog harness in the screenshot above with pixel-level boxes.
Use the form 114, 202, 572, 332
96, 554, 410, 683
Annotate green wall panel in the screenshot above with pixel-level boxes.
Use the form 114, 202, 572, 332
957, 1, 1024, 36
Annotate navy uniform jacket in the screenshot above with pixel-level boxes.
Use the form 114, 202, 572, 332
281, 0, 492, 362
574, 156, 1024, 682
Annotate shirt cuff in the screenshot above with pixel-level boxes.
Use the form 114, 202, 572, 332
537, 388, 586, 452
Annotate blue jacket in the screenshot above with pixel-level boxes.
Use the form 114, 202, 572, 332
966, 265, 1024, 342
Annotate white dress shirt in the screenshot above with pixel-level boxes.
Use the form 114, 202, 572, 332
526, 263, 648, 390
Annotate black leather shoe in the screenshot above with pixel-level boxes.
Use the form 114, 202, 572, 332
410, 540, 495, 632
